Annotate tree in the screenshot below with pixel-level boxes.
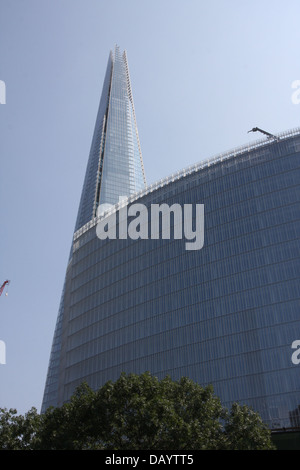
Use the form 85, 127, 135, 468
0, 407, 41, 450
0, 373, 275, 450
223, 402, 275, 450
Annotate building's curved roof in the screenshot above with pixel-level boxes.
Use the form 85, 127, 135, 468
74, 126, 300, 241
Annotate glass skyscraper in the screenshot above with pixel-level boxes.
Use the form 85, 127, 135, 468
42, 47, 300, 431
42, 46, 146, 411
75, 45, 146, 232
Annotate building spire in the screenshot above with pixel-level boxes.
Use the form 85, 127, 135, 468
74, 46, 146, 232
41, 48, 146, 412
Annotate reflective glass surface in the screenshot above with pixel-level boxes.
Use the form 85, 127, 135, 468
42, 133, 300, 429
42, 46, 146, 410
74, 46, 146, 232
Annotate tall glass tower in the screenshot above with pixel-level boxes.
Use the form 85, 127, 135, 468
42, 46, 300, 432
42, 46, 146, 411
75, 45, 146, 231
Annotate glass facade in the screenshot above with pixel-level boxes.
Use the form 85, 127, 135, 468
42, 46, 146, 411
41, 46, 300, 431
74, 45, 146, 232
43, 121, 300, 429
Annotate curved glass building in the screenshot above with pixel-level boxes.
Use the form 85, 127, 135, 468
42, 47, 300, 431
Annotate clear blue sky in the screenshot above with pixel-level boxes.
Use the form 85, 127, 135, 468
0, 0, 299, 414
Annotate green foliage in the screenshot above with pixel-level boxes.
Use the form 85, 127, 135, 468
0, 372, 275, 450
0, 407, 41, 450
223, 402, 275, 450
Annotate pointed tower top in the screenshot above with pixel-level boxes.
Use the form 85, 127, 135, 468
74, 47, 146, 232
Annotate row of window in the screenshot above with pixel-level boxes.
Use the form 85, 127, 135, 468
69, 276, 300, 326
71, 236, 298, 295
70, 248, 299, 309
63, 347, 300, 406
71, 216, 300, 297
69, 226, 300, 308
67, 297, 299, 341
73, 171, 299, 270
72, 213, 300, 291
66, 312, 299, 367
